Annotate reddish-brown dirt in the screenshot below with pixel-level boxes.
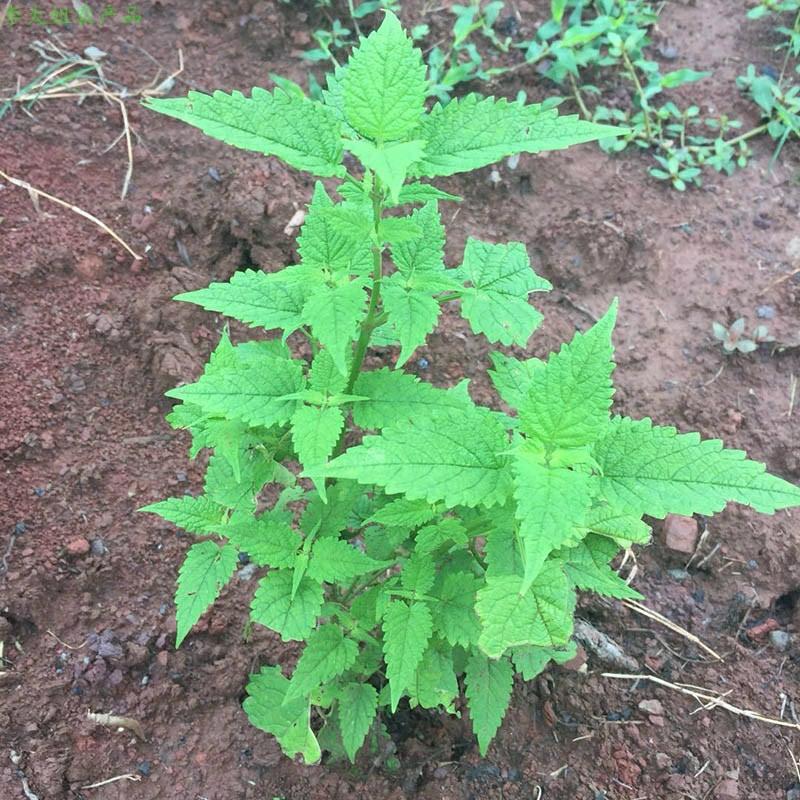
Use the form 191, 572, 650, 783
2, 1, 800, 798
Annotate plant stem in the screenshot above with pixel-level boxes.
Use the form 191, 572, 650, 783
568, 73, 591, 120
621, 46, 654, 142
723, 123, 769, 148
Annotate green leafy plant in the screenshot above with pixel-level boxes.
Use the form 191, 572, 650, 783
141, 13, 800, 764
712, 318, 775, 354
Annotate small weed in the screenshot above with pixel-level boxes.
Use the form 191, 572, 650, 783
713, 318, 774, 354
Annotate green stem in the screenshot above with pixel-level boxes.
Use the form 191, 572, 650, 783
722, 123, 769, 149
777, 11, 800, 87
568, 73, 591, 120
621, 47, 654, 142
332, 178, 385, 458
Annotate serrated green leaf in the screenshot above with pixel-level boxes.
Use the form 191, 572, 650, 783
458, 238, 551, 346
166, 352, 305, 428
299, 183, 373, 277
337, 682, 378, 761
401, 554, 436, 596
513, 451, 594, 588
140, 495, 226, 534
382, 276, 441, 367
594, 416, 800, 516
175, 540, 237, 646
301, 479, 365, 538
415, 518, 468, 554
382, 600, 433, 711
379, 216, 423, 244
484, 523, 525, 578
225, 512, 300, 568
144, 89, 344, 177
394, 183, 462, 206
410, 643, 458, 711
488, 352, 544, 410
464, 653, 513, 756
251, 570, 324, 641
352, 368, 471, 429
346, 138, 426, 202
286, 624, 359, 701
433, 571, 481, 647
584, 505, 652, 545
306, 537, 389, 583
303, 280, 367, 375
476, 561, 576, 658
244, 666, 321, 764
367, 497, 437, 528
411, 95, 624, 178
291, 405, 344, 497
561, 534, 643, 600
174, 269, 310, 335
203, 450, 276, 511
343, 11, 427, 141
315, 405, 513, 508
309, 349, 348, 394
512, 642, 577, 680
519, 301, 617, 448
390, 201, 446, 282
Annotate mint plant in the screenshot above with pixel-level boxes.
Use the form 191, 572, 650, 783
141, 13, 800, 764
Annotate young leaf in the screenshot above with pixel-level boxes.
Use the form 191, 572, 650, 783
390, 201, 446, 281
394, 183, 462, 205
343, 11, 427, 142
175, 541, 237, 646
382, 600, 433, 711
244, 666, 321, 764
286, 624, 359, 701
594, 416, 800, 517
306, 537, 388, 583
513, 452, 594, 588
301, 480, 365, 538
512, 642, 577, 680
173, 269, 309, 335
488, 352, 544, 410
309, 349, 348, 395
144, 89, 344, 177
401, 554, 436, 596
410, 643, 459, 710
521, 108, 626, 154
166, 353, 305, 429
432, 571, 482, 647
299, 183, 372, 277
415, 518, 468, 554
313, 405, 513, 508
519, 301, 617, 448
302, 280, 367, 376
464, 652, 513, 756
291, 405, 345, 496
352, 368, 471, 429
561, 534, 644, 600
140, 495, 226, 534
476, 561, 576, 658
225, 512, 300, 568
203, 450, 276, 512
337, 682, 378, 762
367, 497, 437, 528
382, 275, 441, 366
457, 238, 552, 346
251, 570, 324, 641
345, 139, 426, 203
584, 505, 652, 545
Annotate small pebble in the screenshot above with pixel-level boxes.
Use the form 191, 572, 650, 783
66, 537, 91, 557
659, 44, 679, 60
137, 761, 152, 777
417, 357, 429, 369
238, 551, 250, 565
13, 522, 27, 535
668, 568, 689, 581
638, 698, 664, 716
90, 538, 108, 556
34, 487, 46, 497
770, 630, 791, 652
756, 305, 775, 319
237, 563, 258, 581
759, 64, 779, 80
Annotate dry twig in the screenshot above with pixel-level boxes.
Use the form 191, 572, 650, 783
604, 673, 800, 732
623, 599, 723, 661
0, 168, 142, 259
87, 710, 146, 741
81, 773, 142, 790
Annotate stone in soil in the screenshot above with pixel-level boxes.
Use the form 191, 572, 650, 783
65, 537, 91, 556
662, 514, 699, 554
770, 630, 791, 651
638, 699, 664, 716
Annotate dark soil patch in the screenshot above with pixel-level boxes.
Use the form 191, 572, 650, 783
1, 2, 799, 798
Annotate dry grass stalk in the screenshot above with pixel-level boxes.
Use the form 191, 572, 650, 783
603, 672, 800, 732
